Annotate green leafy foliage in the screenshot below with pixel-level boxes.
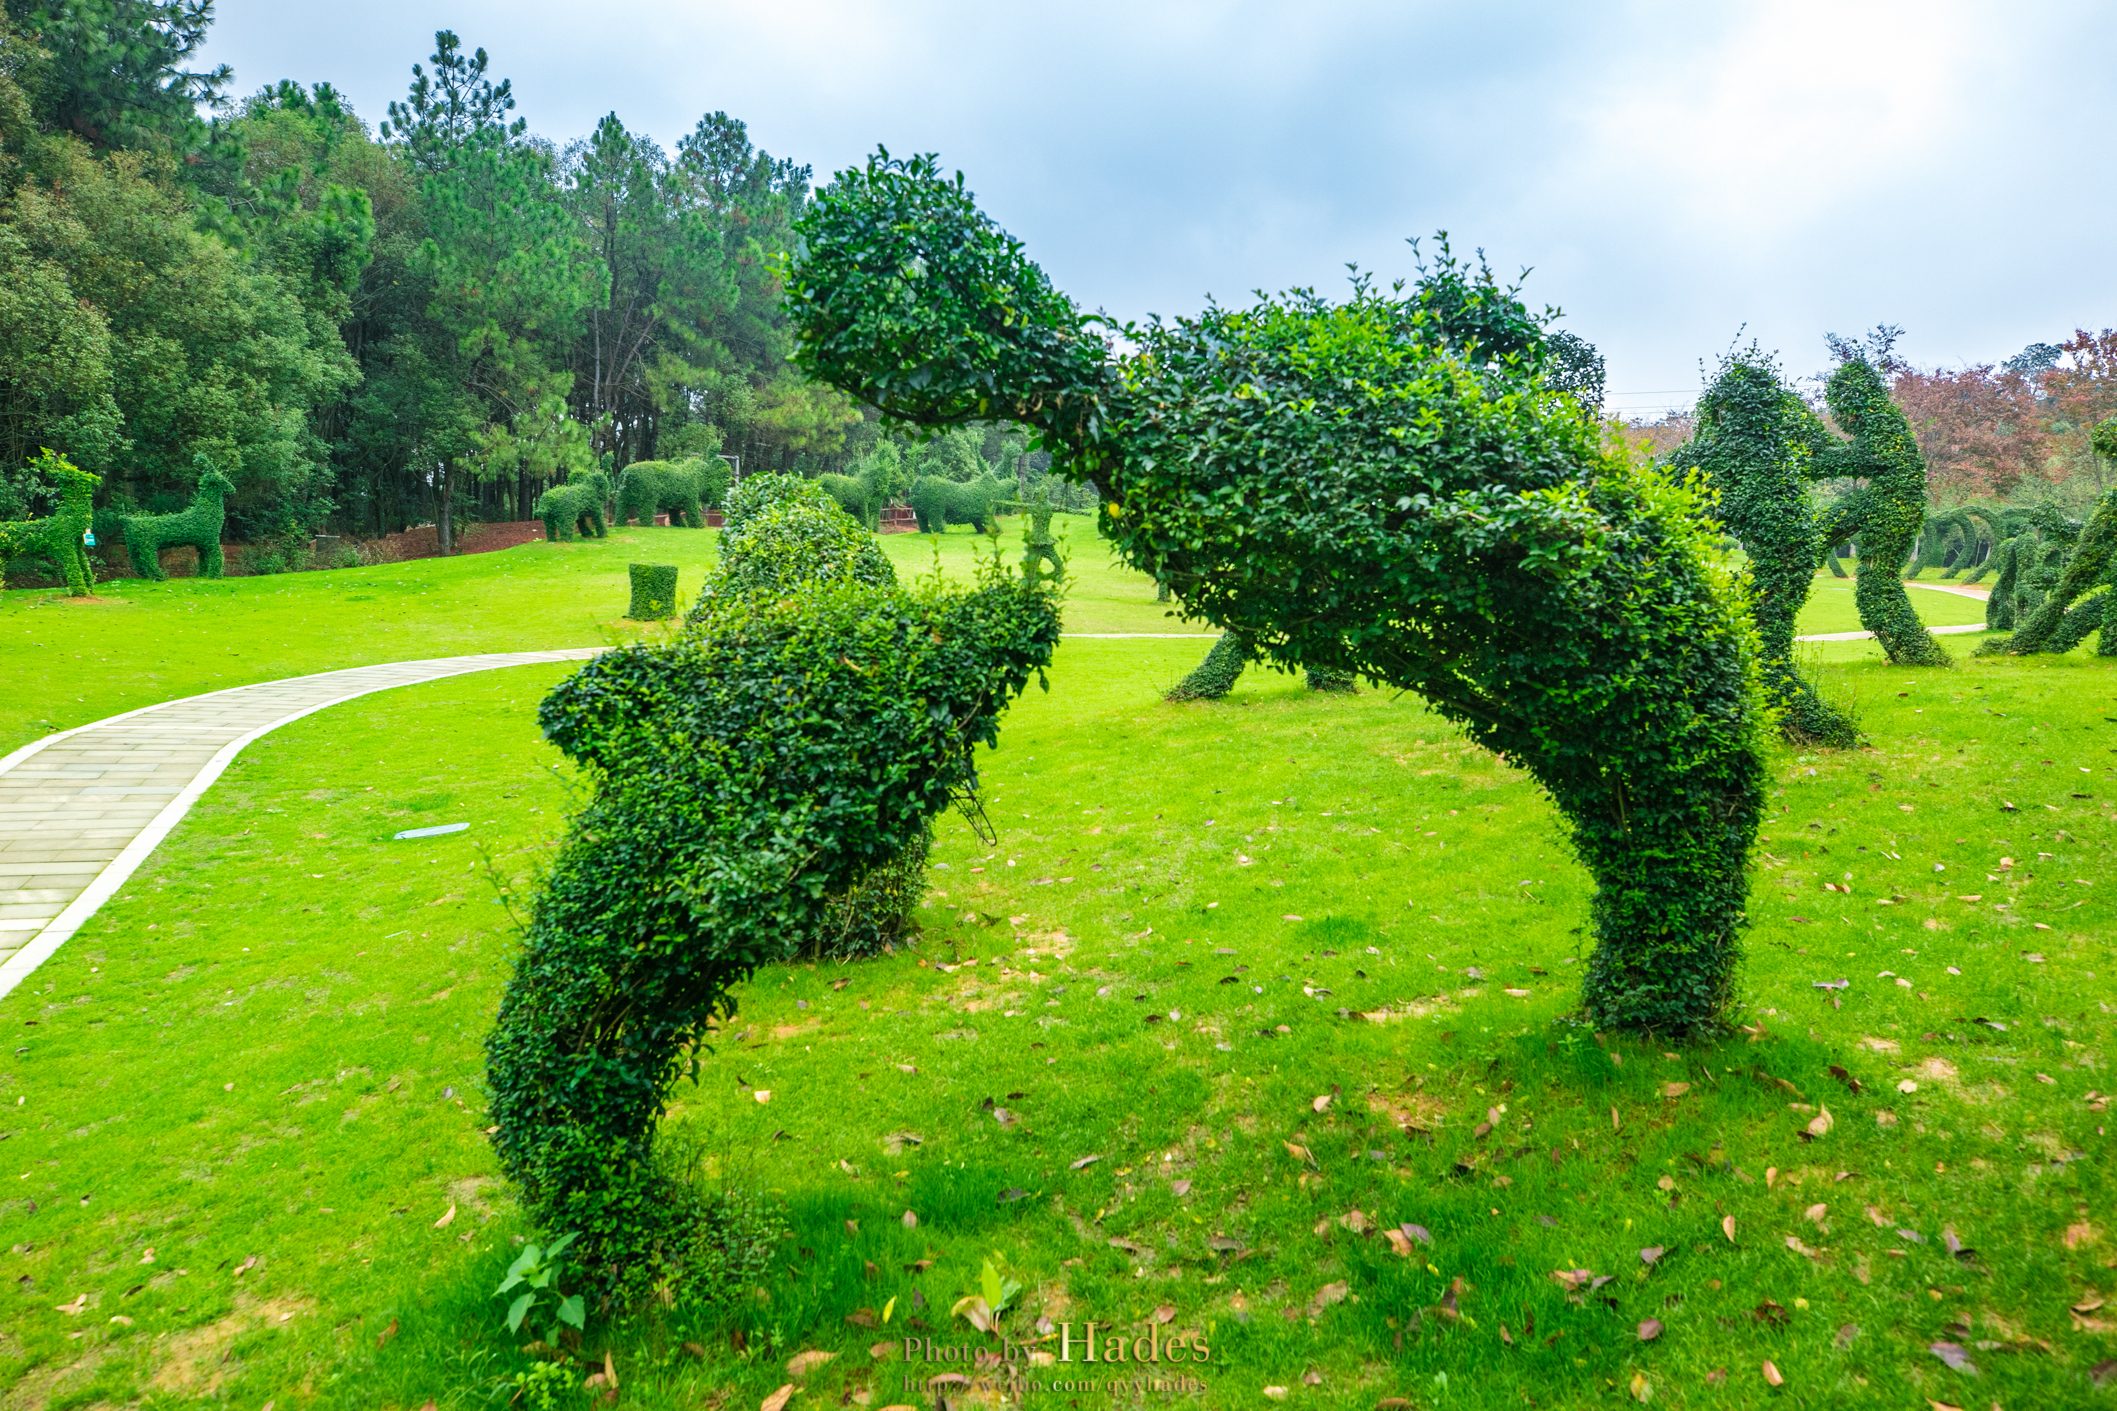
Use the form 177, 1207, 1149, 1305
1813, 338, 1951, 666
485, 550, 1059, 1295
718, 471, 834, 534
698, 499, 895, 607
1164, 629, 1252, 702
626, 563, 678, 620
612, 459, 721, 529
906, 473, 1007, 533
787, 156, 1769, 1033
495, 1231, 587, 1342
1669, 346, 1858, 746
0, 449, 97, 595
532, 470, 610, 543
120, 457, 231, 580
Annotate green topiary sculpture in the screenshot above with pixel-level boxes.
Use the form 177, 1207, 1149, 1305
0, 450, 99, 596
1811, 339, 1950, 666
788, 153, 1770, 1032
2000, 425, 2117, 655
485, 556, 1059, 1298
612, 458, 724, 529
718, 472, 836, 534
120, 457, 231, 581
533, 469, 611, 542
907, 472, 1007, 532
1165, 630, 1252, 702
1669, 346, 1858, 746
626, 563, 678, 620
692, 500, 895, 617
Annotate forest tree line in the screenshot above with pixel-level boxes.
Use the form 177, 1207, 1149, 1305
0, 0, 1018, 551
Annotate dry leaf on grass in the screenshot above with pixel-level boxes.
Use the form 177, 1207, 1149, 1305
787, 1349, 836, 1376
1637, 1318, 1663, 1341
1661, 1082, 1689, 1099
1761, 1360, 1784, 1387
433, 1204, 455, 1229
1150, 1304, 1176, 1325
760, 1385, 796, 1411
1309, 1281, 1350, 1316
1722, 1215, 1738, 1243
1283, 1140, 1319, 1168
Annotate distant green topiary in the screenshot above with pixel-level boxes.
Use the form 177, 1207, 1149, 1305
534, 469, 611, 542
1305, 667, 1357, 693
907, 472, 1007, 533
1670, 346, 1858, 747
626, 564, 678, 620
1812, 339, 1950, 666
2002, 429, 2117, 655
486, 557, 1059, 1298
692, 500, 895, 618
0, 450, 98, 596
718, 472, 836, 533
121, 457, 231, 581
612, 459, 725, 529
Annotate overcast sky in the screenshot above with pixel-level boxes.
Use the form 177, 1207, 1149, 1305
201, 0, 2117, 419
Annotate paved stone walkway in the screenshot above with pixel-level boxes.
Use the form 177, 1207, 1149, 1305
0, 650, 599, 1000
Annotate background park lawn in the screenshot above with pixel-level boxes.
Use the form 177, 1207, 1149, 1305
1, 535, 2112, 1409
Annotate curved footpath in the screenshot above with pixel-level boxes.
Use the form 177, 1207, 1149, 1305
0, 650, 600, 1002
0, 591, 1993, 999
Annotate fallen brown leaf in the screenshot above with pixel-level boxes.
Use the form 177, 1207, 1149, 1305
1761, 1359, 1784, 1387
787, 1349, 836, 1377
760, 1385, 796, 1411
1722, 1215, 1737, 1243
1637, 1318, 1663, 1341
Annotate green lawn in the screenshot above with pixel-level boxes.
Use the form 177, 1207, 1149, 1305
1799, 572, 1990, 635
2, 521, 2113, 1409
0, 514, 1194, 757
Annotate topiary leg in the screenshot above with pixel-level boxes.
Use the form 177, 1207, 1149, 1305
198, 537, 223, 579
1166, 631, 1251, 702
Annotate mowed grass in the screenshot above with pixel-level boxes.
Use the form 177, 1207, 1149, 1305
2, 523, 1997, 758
0, 513, 1194, 757
1, 611, 2113, 1410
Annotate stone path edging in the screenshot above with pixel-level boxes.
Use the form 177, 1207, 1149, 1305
0, 650, 599, 1001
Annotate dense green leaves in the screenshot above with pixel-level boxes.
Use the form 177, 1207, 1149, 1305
486, 557, 1059, 1295
1671, 346, 1858, 746
789, 152, 1771, 1033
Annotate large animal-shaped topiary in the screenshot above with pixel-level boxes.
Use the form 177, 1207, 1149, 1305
611, 458, 726, 529
0, 450, 99, 596
485, 544, 1058, 1298
787, 152, 1769, 1034
907, 472, 1008, 533
121, 458, 231, 581
533, 469, 611, 542
1996, 420, 2117, 656
1810, 338, 1950, 665
1669, 346, 1858, 747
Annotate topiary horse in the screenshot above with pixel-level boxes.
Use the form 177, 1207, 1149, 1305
1670, 345, 1858, 747
533, 469, 611, 542
907, 472, 1007, 532
121, 460, 231, 581
789, 151, 1769, 1034
0, 450, 99, 596
611, 458, 723, 528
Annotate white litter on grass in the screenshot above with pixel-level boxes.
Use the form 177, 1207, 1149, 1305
394, 822, 469, 840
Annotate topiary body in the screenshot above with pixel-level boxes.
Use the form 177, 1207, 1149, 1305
1670, 347, 1857, 746
1811, 355, 1950, 665
907, 473, 1007, 533
787, 151, 1769, 1033
612, 458, 725, 528
533, 469, 611, 542
0, 451, 99, 595
120, 459, 230, 581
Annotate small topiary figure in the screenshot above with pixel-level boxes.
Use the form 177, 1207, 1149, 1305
120, 457, 231, 581
1670, 346, 1858, 747
626, 563, 678, 619
0, 450, 99, 596
612, 459, 723, 528
907, 472, 1007, 532
1165, 629, 1251, 702
1811, 336, 1950, 666
533, 469, 611, 542
1007, 487, 1067, 589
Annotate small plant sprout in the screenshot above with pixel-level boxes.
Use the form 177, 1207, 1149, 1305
496, 1232, 586, 1344
951, 1255, 1024, 1335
